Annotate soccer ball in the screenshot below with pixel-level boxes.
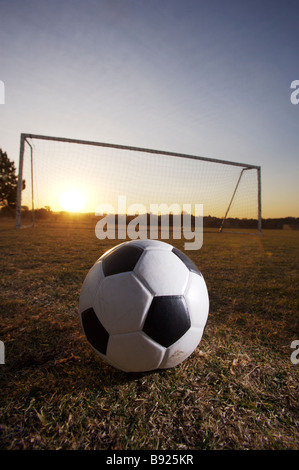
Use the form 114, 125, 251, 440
79, 240, 209, 372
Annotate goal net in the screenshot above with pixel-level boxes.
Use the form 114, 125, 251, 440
16, 134, 261, 234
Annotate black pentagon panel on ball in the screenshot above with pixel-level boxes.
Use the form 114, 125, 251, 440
102, 244, 144, 277
172, 247, 202, 276
143, 296, 191, 348
81, 307, 109, 355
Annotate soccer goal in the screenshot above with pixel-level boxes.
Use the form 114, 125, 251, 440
15, 133, 261, 234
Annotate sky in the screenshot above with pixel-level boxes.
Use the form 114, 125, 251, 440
0, 0, 298, 218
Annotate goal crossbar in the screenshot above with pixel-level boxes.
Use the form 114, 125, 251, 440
20, 132, 260, 169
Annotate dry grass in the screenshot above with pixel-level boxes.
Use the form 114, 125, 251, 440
0, 219, 298, 449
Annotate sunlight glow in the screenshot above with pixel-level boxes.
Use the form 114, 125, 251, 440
59, 189, 86, 212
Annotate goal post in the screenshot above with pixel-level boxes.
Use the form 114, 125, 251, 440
219, 165, 262, 234
15, 133, 262, 234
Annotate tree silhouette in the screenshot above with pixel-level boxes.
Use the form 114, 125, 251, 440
0, 148, 25, 208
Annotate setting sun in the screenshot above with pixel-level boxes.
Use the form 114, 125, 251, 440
59, 189, 86, 212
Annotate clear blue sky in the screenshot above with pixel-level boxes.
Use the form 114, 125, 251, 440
0, 0, 298, 217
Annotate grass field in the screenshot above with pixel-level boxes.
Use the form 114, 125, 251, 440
0, 219, 298, 450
